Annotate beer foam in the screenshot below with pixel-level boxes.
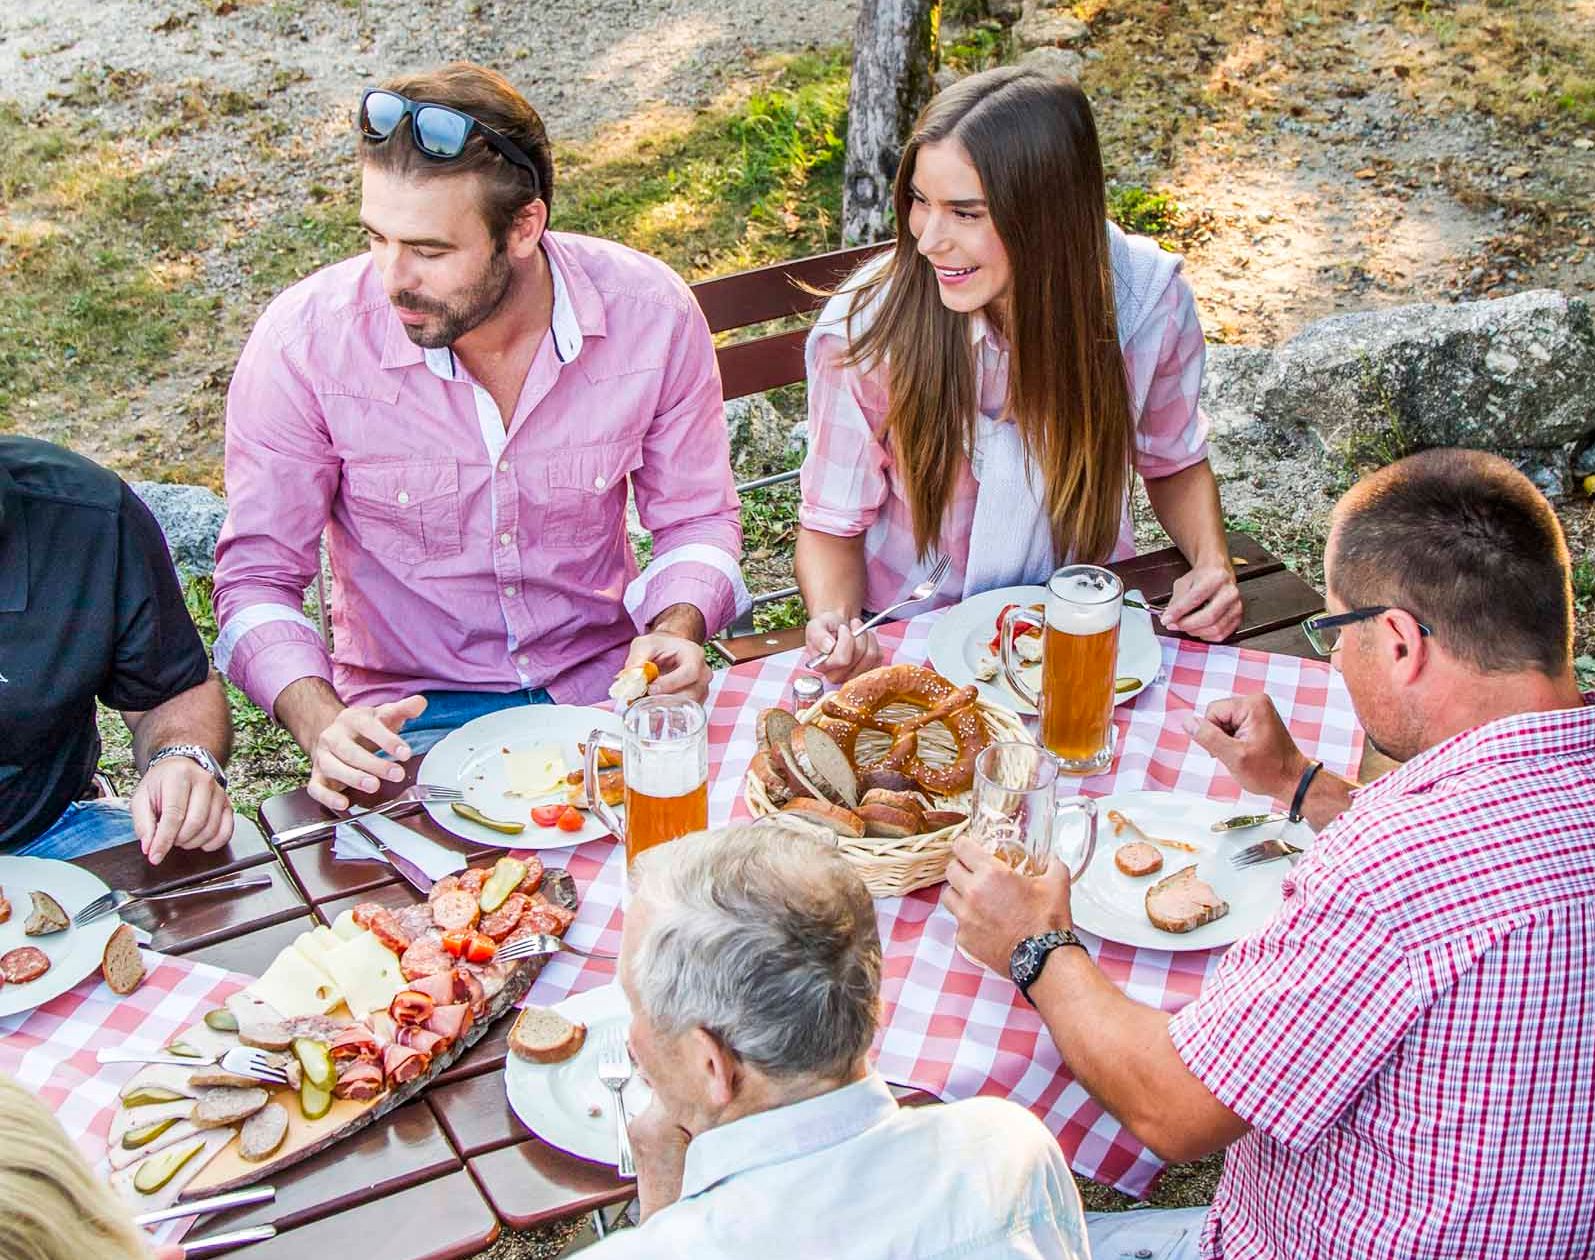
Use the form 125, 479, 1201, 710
1045, 571, 1121, 636
627, 742, 707, 798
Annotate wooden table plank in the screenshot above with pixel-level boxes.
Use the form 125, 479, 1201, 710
467, 1140, 633, 1231
429, 1072, 526, 1158
177, 914, 315, 977
278, 839, 403, 906
186, 1167, 496, 1260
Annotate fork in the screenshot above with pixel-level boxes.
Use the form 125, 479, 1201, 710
74, 871, 274, 928
96, 1045, 290, 1085
596, 1028, 636, 1178
1229, 836, 1305, 869
270, 783, 464, 846
804, 553, 951, 669
497, 932, 619, 963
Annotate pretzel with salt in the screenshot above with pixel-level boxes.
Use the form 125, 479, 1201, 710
812, 664, 992, 797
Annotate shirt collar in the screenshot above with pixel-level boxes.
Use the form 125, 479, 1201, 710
378, 230, 605, 374
1353, 695, 1595, 807
966, 308, 1003, 350
678, 1072, 898, 1202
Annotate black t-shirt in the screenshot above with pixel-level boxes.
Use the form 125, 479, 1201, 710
0, 437, 210, 847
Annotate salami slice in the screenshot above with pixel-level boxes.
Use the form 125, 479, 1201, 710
457, 867, 490, 898
430, 890, 481, 933
364, 907, 412, 956
1, 946, 51, 984
427, 874, 463, 904
518, 905, 570, 937
400, 937, 452, 981
513, 855, 545, 897
479, 894, 528, 942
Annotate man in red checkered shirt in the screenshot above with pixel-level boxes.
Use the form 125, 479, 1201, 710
949, 448, 1595, 1260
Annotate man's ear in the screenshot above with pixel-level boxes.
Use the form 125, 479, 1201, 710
688, 1027, 739, 1112
1382, 607, 1430, 687
505, 197, 548, 261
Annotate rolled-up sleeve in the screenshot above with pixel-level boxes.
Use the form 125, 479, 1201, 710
624, 294, 748, 636
1132, 272, 1211, 480
211, 316, 340, 717
798, 328, 891, 537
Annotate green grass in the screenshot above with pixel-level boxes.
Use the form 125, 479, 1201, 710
1108, 184, 1183, 240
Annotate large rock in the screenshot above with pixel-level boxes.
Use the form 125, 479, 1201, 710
131, 480, 227, 579
725, 394, 794, 478
1013, 3, 1089, 49
1257, 290, 1595, 473
1016, 46, 1084, 83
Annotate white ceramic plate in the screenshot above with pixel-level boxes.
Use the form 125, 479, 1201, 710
925, 584, 1163, 717
503, 983, 653, 1167
417, 705, 625, 850
0, 856, 121, 1018
1070, 789, 1301, 952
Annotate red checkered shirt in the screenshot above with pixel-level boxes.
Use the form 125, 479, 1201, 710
799, 254, 1210, 614
1169, 698, 1595, 1260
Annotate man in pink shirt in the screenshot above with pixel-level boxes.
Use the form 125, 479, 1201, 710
213, 64, 746, 809
948, 449, 1594, 1259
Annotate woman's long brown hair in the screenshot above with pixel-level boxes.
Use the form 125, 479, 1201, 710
842, 68, 1135, 563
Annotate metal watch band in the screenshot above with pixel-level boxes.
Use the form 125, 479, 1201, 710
148, 744, 228, 790
1011, 929, 1088, 1004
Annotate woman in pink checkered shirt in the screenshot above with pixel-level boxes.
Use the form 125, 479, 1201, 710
797, 69, 1242, 681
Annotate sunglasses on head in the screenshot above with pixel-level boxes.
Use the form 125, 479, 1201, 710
359, 88, 540, 191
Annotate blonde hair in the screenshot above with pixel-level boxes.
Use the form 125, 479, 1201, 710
0, 1074, 154, 1260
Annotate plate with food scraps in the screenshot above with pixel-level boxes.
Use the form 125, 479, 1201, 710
0, 856, 123, 1018
924, 584, 1163, 717
417, 705, 625, 849
504, 982, 653, 1167
1067, 789, 1300, 952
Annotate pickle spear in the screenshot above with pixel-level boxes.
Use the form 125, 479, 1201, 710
478, 857, 528, 912
204, 1007, 239, 1033
132, 1137, 205, 1194
121, 1084, 189, 1108
121, 1116, 180, 1150
451, 802, 526, 835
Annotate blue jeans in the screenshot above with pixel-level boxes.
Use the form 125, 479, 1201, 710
399, 687, 554, 755
13, 801, 137, 860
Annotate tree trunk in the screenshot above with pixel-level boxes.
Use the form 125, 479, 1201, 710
842, 0, 938, 245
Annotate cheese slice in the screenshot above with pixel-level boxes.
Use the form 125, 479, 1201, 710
245, 947, 344, 1018
503, 742, 567, 798
292, 930, 338, 980
330, 908, 364, 942
317, 930, 406, 1017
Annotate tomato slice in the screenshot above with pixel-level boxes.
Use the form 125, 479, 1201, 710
464, 933, 498, 964
531, 805, 565, 828
441, 930, 470, 958
555, 806, 585, 832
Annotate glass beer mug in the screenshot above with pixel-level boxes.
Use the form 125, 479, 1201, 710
1002, 564, 1123, 775
969, 742, 1099, 882
585, 696, 709, 866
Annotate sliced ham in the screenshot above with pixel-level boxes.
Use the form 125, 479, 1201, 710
452, 968, 487, 1013
404, 970, 459, 1007
382, 1042, 429, 1086
329, 1025, 381, 1061
333, 1060, 384, 1100
425, 1002, 473, 1044
389, 990, 436, 1026
394, 1026, 449, 1057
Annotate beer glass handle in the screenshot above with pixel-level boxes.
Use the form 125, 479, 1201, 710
1054, 795, 1098, 883
584, 729, 625, 842
1000, 606, 1044, 708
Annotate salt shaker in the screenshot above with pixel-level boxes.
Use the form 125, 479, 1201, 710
790, 672, 823, 717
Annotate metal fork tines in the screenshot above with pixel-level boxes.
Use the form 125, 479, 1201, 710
596, 1028, 636, 1178
804, 553, 950, 670
1229, 836, 1304, 869
496, 932, 619, 963
96, 1045, 289, 1085
74, 871, 274, 928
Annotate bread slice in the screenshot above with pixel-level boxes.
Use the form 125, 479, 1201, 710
777, 742, 836, 805
779, 798, 867, 838
509, 1006, 587, 1064
102, 923, 146, 995
789, 725, 859, 809
855, 803, 922, 839
921, 810, 970, 830
1145, 865, 1229, 934
856, 768, 919, 795
747, 750, 793, 807
756, 708, 799, 755
24, 889, 69, 936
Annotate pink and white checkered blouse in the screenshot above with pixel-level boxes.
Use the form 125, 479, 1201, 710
799, 251, 1211, 614
1170, 698, 1595, 1260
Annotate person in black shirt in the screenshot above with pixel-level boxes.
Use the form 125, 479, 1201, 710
1, 437, 235, 865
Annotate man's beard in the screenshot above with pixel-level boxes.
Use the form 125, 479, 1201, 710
393, 248, 514, 349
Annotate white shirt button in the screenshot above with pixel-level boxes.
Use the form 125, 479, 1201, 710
594, 475, 606, 490
504, 586, 517, 598
498, 460, 509, 473
517, 654, 529, 666
396, 490, 410, 505
499, 532, 512, 546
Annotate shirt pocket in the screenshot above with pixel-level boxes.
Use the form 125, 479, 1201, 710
343, 458, 463, 565
540, 441, 642, 549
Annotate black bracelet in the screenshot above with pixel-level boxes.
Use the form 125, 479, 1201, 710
1289, 760, 1324, 824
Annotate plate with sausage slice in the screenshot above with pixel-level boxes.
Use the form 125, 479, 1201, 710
0, 856, 122, 1017
1067, 790, 1301, 953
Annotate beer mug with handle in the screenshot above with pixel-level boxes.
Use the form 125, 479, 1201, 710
969, 742, 1099, 882
585, 695, 709, 867
1002, 564, 1123, 774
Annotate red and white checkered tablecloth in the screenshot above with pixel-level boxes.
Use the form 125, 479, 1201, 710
528, 609, 1364, 1198
0, 948, 252, 1170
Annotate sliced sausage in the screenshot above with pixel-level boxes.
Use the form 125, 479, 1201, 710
430, 890, 481, 933
400, 937, 453, 981
1114, 842, 1165, 878
238, 1103, 289, 1162
427, 874, 463, 904
393, 902, 438, 942
457, 868, 490, 898
365, 908, 413, 956
514, 854, 545, 897
479, 894, 529, 942
1, 946, 51, 984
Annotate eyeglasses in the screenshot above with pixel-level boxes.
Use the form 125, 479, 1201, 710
1302, 607, 1432, 657
358, 89, 540, 191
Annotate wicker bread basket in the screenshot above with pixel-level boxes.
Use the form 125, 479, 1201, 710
744, 696, 1033, 897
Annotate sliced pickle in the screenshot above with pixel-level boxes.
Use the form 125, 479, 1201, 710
451, 801, 525, 834
478, 857, 528, 913
204, 1007, 239, 1033
292, 1037, 335, 1091
299, 1077, 333, 1121
132, 1137, 204, 1194
121, 1116, 180, 1150
121, 1085, 189, 1108
1114, 676, 1143, 695
164, 1040, 205, 1059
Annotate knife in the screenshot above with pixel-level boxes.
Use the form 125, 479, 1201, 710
349, 817, 434, 894
271, 797, 423, 846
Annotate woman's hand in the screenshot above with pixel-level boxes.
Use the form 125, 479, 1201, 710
804, 611, 883, 684
1160, 562, 1242, 642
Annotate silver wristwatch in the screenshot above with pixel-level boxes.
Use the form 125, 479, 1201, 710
147, 744, 228, 789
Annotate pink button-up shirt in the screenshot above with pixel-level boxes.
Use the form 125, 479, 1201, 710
213, 231, 747, 714
800, 260, 1210, 613
1170, 699, 1595, 1260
